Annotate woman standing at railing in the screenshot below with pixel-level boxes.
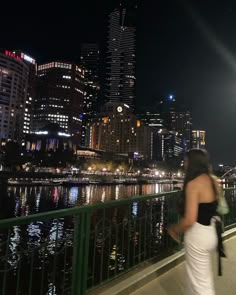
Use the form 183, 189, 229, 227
168, 149, 221, 295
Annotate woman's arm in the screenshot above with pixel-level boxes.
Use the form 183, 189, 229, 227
211, 174, 222, 198
168, 180, 199, 242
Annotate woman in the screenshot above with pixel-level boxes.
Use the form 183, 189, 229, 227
168, 149, 220, 295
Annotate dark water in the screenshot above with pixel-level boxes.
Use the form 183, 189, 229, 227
3, 183, 175, 218
0, 183, 179, 294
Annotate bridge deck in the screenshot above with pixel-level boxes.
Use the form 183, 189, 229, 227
131, 236, 236, 295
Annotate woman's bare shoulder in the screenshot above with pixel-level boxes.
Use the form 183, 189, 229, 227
187, 173, 221, 194
186, 174, 211, 189
185, 175, 204, 190
190, 174, 209, 184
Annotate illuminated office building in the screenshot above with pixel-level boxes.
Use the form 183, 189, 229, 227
192, 130, 206, 149
80, 43, 100, 115
166, 110, 192, 150
13, 50, 37, 134
0, 49, 29, 139
34, 62, 85, 143
80, 43, 100, 146
137, 112, 164, 161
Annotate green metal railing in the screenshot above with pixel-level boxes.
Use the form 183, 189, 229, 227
222, 187, 236, 228
0, 188, 235, 294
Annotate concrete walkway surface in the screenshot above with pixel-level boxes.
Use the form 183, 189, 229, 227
131, 236, 236, 295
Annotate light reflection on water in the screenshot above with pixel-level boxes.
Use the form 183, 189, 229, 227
0, 183, 179, 294
5, 183, 175, 218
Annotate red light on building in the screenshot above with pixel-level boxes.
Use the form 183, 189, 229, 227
5, 50, 22, 61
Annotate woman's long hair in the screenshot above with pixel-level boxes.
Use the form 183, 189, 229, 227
178, 149, 212, 216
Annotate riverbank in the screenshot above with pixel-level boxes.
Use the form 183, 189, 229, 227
7, 177, 183, 186
0, 170, 183, 186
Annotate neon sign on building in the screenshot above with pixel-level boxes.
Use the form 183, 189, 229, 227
5, 50, 22, 62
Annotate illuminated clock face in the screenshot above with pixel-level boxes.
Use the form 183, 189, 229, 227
117, 106, 123, 112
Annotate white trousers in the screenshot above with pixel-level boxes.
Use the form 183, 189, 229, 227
184, 222, 217, 295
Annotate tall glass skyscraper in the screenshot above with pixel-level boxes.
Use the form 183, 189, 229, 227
105, 0, 137, 111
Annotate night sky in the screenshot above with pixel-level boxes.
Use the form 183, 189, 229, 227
1, 0, 236, 165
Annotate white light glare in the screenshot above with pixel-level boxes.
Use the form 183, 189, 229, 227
58, 132, 71, 137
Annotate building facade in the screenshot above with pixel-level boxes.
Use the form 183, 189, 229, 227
80, 44, 100, 146
165, 110, 192, 150
25, 123, 75, 153
80, 43, 100, 116
34, 62, 85, 143
105, 1, 137, 110
137, 112, 164, 129
192, 130, 206, 149
13, 50, 37, 134
137, 112, 164, 161
86, 102, 153, 160
0, 50, 29, 140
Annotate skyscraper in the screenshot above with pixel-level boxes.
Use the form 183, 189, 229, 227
105, 0, 137, 111
13, 50, 37, 134
137, 111, 164, 161
33, 62, 85, 143
162, 96, 192, 150
80, 43, 100, 115
0, 50, 29, 140
167, 110, 192, 149
80, 44, 100, 146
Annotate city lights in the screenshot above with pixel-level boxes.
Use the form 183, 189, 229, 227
58, 132, 71, 137
35, 131, 48, 135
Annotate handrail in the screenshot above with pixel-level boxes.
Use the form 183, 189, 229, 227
0, 187, 235, 295
0, 187, 235, 228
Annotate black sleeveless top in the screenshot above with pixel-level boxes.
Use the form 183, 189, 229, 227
197, 201, 217, 225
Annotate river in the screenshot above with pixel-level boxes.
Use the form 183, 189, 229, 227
0, 183, 181, 294
2, 183, 180, 218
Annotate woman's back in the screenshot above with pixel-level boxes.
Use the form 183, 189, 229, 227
191, 174, 220, 225
191, 173, 220, 203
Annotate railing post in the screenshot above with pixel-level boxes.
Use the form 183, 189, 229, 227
72, 210, 91, 295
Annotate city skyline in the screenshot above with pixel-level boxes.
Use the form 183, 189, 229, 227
1, 0, 236, 164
